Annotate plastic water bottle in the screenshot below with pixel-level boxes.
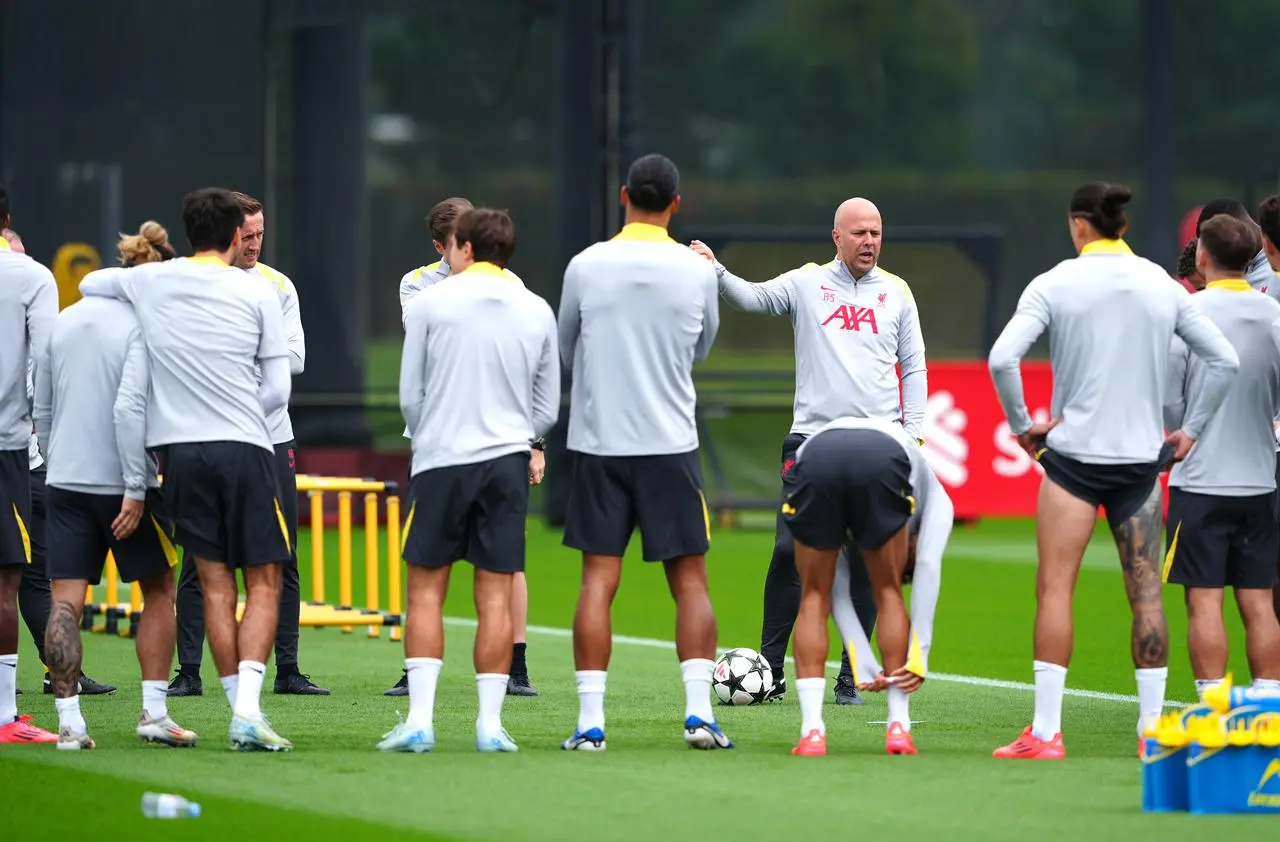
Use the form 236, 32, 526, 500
141, 792, 201, 819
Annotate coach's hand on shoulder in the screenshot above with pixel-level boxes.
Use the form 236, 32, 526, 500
1015, 417, 1061, 457
113, 497, 144, 540
688, 240, 716, 263
529, 450, 546, 486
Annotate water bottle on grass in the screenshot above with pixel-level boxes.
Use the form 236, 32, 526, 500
141, 792, 201, 819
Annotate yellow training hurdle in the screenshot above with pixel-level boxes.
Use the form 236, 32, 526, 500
82, 474, 405, 642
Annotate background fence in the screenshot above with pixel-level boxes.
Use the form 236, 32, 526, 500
5, 0, 1280, 521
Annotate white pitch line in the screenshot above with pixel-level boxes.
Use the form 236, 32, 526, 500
442, 616, 1192, 709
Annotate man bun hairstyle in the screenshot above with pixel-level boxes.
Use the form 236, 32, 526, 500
117, 220, 176, 266
453, 207, 516, 268
1069, 181, 1133, 240
1198, 213, 1261, 275
624, 154, 680, 213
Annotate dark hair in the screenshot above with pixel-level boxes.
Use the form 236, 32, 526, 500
453, 207, 516, 267
1198, 214, 1261, 274
181, 188, 244, 253
1197, 198, 1251, 233
1069, 182, 1133, 240
0, 182, 8, 223
624, 154, 680, 212
231, 191, 263, 217
426, 197, 473, 245
1258, 195, 1280, 252
1176, 239, 1199, 279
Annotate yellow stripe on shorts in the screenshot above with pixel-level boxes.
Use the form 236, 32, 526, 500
273, 497, 292, 554
12, 504, 30, 564
698, 490, 711, 541
150, 514, 178, 568
1161, 521, 1181, 583
401, 502, 416, 554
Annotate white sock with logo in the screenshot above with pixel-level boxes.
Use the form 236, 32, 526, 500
220, 674, 238, 709
680, 659, 715, 723
406, 657, 442, 731
1031, 660, 1067, 741
233, 660, 266, 719
575, 670, 607, 733
141, 680, 168, 720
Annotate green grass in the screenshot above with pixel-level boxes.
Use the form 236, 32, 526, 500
2, 518, 1268, 839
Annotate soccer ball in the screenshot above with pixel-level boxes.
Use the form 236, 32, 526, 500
712, 647, 774, 705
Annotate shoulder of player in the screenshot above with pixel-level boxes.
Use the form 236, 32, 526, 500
869, 266, 917, 302
254, 261, 296, 294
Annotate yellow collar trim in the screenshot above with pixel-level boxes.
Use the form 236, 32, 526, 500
459, 261, 508, 278
188, 254, 229, 268
0, 237, 10, 252
1205, 279, 1253, 292
1080, 238, 1134, 256
612, 222, 673, 243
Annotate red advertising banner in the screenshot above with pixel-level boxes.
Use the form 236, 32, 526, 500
919, 361, 1169, 519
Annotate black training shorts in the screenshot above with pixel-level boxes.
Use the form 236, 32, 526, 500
45, 487, 177, 584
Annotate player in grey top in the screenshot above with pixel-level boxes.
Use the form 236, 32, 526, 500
79, 188, 296, 752
377, 209, 558, 754
559, 155, 732, 753
169, 191, 326, 699
0, 187, 59, 742
1161, 213, 1280, 701
988, 182, 1239, 760
33, 242, 200, 748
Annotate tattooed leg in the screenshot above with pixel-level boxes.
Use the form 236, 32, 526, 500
44, 580, 88, 699
1110, 483, 1169, 668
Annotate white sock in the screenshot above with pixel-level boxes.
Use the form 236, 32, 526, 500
679, 658, 715, 723
888, 685, 910, 732
141, 680, 168, 720
220, 674, 238, 709
405, 657, 442, 731
575, 670, 607, 732
233, 660, 266, 720
476, 673, 507, 734
55, 695, 85, 734
1136, 667, 1168, 736
1253, 678, 1280, 691
1031, 660, 1067, 741
1195, 678, 1225, 701
796, 677, 825, 736
0, 654, 15, 722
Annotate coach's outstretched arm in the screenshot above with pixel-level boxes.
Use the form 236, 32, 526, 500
1172, 295, 1239, 441
531, 304, 561, 436
1163, 337, 1190, 432
897, 293, 928, 442
988, 282, 1051, 435
113, 326, 151, 501
399, 302, 429, 435
688, 240, 797, 315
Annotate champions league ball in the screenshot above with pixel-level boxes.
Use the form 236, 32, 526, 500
712, 647, 774, 706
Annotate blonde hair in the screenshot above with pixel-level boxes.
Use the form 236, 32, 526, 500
117, 220, 174, 266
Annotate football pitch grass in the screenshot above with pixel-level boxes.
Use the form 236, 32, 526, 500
2, 518, 1269, 839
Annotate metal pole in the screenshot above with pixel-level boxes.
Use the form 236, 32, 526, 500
1140, 0, 1175, 265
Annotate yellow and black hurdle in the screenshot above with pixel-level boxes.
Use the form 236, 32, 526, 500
82, 475, 405, 642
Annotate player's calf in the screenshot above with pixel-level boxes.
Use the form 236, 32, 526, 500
665, 555, 732, 750
44, 581, 88, 742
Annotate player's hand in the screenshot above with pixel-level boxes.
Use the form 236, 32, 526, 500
1165, 429, 1196, 463
688, 240, 716, 263
113, 497, 144, 540
888, 666, 925, 694
529, 450, 546, 485
857, 673, 892, 693
1015, 417, 1061, 457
